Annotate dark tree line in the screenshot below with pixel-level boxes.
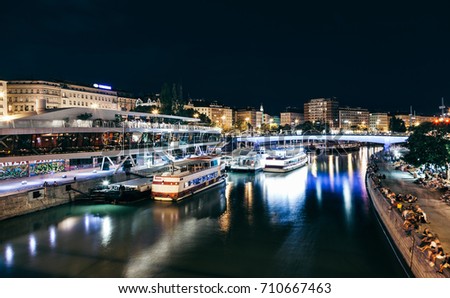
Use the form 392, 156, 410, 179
404, 122, 450, 167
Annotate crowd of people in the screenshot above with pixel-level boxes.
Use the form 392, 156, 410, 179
368, 154, 449, 275
393, 160, 449, 191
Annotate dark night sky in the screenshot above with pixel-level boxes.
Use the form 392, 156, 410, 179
2, 0, 450, 115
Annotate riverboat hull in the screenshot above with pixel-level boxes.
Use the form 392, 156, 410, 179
151, 156, 227, 202
263, 150, 308, 173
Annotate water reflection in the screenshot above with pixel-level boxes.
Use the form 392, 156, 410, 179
5, 244, 13, 266
0, 147, 406, 277
263, 167, 308, 224
28, 235, 37, 256
49, 226, 56, 248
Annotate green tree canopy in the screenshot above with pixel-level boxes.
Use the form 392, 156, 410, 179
404, 122, 450, 167
389, 116, 407, 133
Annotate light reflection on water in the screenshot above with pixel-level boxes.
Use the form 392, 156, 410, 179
0, 147, 406, 277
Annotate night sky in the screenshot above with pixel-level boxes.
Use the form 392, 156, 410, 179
2, 0, 450, 115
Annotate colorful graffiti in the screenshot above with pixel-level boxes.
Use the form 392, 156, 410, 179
29, 160, 65, 176
0, 160, 66, 180
0, 163, 29, 180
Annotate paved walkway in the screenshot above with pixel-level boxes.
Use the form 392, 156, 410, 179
0, 167, 116, 197
377, 158, 450, 260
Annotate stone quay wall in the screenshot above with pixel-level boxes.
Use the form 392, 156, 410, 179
0, 173, 129, 221
366, 175, 446, 278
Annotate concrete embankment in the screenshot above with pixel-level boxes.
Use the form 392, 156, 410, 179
0, 173, 130, 221
366, 171, 448, 278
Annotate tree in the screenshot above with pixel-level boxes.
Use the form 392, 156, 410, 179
390, 116, 406, 133
297, 121, 326, 134
160, 83, 172, 114
403, 122, 450, 167
77, 113, 92, 120
159, 82, 185, 115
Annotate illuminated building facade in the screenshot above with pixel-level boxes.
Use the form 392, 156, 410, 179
304, 98, 339, 128
369, 113, 390, 132
0, 80, 7, 116
5, 80, 138, 115
394, 114, 436, 128
338, 107, 369, 131
280, 107, 304, 127
184, 100, 233, 129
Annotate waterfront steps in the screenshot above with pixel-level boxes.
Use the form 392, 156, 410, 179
367, 164, 450, 278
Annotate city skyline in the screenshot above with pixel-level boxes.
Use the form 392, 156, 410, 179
1, 1, 450, 115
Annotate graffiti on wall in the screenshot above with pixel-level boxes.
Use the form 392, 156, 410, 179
0, 163, 29, 180
29, 160, 65, 176
0, 160, 65, 180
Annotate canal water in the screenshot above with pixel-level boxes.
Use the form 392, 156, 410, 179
0, 147, 407, 277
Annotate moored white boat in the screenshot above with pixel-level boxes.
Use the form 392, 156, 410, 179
263, 149, 308, 173
229, 148, 267, 172
151, 155, 226, 201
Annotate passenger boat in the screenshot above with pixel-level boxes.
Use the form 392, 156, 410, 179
229, 148, 267, 172
89, 177, 153, 204
263, 149, 308, 173
151, 155, 227, 201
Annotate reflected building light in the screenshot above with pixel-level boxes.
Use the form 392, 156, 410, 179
245, 181, 254, 225
311, 156, 318, 178
49, 225, 57, 248
5, 244, 14, 266
29, 235, 37, 256
218, 182, 233, 233
245, 181, 253, 205
84, 215, 90, 233
328, 155, 334, 190
264, 167, 308, 223
101, 217, 112, 247
335, 155, 339, 174
343, 178, 352, 220
316, 179, 322, 204
347, 154, 353, 185
59, 217, 80, 232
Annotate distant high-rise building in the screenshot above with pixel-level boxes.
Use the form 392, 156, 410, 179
304, 98, 339, 128
184, 99, 233, 129
369, 113, 390, 132
235, 107, 261, 130
338, 107, 369, 131
280, 106, 304, 127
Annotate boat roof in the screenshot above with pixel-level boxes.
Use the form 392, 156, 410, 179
110, 178, 152, 187
174, 155, 220, 165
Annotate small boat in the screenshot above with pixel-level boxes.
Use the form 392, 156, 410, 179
89, 177, 153, 204
151, 155, 227, 201
263, 148, 308, 173
229, 148, 267, 172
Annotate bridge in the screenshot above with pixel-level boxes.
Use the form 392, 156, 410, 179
235, 134, 408, 148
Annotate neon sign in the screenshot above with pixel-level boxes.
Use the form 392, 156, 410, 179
93, 83, 112, 90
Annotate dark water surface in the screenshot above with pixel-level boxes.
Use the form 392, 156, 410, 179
0, 147, 407, 277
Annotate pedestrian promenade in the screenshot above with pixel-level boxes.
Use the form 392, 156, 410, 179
0, 167, 115, 197
371, 156, 450, 277
378, 160, 450, 256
